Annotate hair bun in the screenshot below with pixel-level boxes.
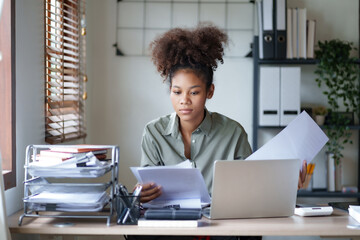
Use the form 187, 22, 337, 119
150, 23, 228, 81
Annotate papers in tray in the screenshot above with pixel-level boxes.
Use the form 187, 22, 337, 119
26, 161, 112, 178
131, 161, 211, 209
24, 191, 110, 212
25, 177, 110, 195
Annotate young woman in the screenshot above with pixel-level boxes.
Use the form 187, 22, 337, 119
138, 24, 307, 204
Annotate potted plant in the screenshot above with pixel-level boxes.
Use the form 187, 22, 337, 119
314, 39, 360, 190
313, 106, 328, 126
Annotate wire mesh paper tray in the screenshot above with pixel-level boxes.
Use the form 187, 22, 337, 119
23, 192, 110, 212
24, 177, 111, 194
25, 163, 112, 178
19, 144, 119, 226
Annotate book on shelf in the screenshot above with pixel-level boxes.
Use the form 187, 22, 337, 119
286, 7, 293, 59
306, 19, 316, 58
286, 7, 315, 60
291, 8, 298, 59
298, 8, 307, 59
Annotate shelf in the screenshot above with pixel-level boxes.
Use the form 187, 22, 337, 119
257, 59, 360, 65
258, 125, 360, 130
298, 190, 360, 198
258, 59, 318, 65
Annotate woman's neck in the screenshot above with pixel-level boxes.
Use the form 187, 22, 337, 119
179, 110, 205, 135
179, 120, 198, 136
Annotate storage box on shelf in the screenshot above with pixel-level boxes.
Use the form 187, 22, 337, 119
252, 36, 360, 199
19, 144, 119, 226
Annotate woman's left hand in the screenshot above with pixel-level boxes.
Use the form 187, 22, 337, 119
298, 160, 307, 189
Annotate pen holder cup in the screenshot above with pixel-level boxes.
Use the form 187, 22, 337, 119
115, 194, 140, 225
302, 174, 313, 191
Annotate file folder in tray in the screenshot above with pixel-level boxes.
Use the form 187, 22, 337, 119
19, 145, 119, 226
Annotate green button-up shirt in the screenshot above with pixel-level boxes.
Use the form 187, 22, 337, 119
140, 109, 252, 193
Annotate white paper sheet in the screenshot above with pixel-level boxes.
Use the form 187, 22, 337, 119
246, 111, 329, 167
141, 198, 202, 209
131, 162, 210, 209
27, 191, 107, 204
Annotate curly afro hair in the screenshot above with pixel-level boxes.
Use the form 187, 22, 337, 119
150, 23, 228, 86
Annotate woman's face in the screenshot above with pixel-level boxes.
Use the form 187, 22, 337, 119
170, 70, 214, 127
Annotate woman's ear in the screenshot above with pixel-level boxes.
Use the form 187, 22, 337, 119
207, 84, 215, 99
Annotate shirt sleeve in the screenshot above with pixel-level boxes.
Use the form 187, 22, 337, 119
234, 128, 253, 160
140, 125, 160, 167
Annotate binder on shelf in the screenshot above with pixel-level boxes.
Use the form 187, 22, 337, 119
286, 8, 293, 59
259, 66, 280, 126
280, 67, 301, 126
256, 0, 264, 59
262, 0, 274, 59
306, 19, 316, 58
298, 8, 307, 59
274, 0, 286, 59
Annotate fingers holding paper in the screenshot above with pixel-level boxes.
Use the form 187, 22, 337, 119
298, 160, 308, 189
137, 182, 162, 203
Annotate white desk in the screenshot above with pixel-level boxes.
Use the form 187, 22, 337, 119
7, 209, 360, 238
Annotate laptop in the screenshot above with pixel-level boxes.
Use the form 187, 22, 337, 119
203, 159, 300, 219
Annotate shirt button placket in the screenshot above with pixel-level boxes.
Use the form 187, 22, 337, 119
191, 130, 199, 161
191, 138, 196, 167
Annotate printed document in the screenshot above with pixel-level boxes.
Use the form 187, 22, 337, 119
246, 111, 329, 167
131, 161, 210, 209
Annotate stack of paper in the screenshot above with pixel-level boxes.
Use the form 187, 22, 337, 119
131, 161, 211, 209
31, 147, 108, 167
25, 191, 109, 212
26, 160, 112, 178
349, 205, 360, 223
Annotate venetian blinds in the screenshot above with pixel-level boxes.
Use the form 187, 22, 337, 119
45, 0, 87, 144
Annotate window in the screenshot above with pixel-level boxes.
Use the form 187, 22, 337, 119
45, 0, 87, 144
0, 0, 16, 190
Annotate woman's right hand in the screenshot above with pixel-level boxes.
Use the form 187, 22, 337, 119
137, 182, 162, 203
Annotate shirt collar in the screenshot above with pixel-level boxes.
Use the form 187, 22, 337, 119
198, 108, 212, 136
163, 109, 212, 138
164, 112, 180, 139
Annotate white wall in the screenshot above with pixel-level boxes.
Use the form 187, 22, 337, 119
86, 0, 254, 189
5, 0, 45, 216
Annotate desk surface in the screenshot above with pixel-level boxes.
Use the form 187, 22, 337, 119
8, 209, 360, 237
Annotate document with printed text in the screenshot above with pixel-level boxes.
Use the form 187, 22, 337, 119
131, 161, 211, 209
246, 111, 329, 167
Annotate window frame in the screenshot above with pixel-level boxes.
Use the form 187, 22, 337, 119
44, 0, 87, 144
0, 0, 16, 190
